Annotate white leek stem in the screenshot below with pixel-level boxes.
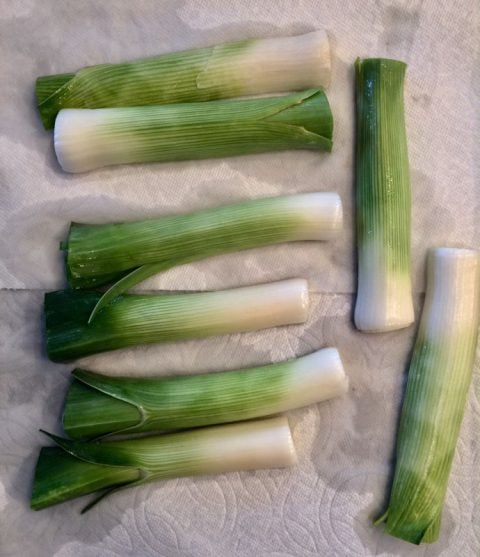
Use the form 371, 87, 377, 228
200, 30, 331, 93
180, 416, 298, 475
283, 347, 349, 408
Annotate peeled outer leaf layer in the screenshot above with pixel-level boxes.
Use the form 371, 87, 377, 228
378, 248, 480, 544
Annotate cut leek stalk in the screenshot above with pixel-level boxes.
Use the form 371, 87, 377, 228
65, 192, 343, 291
45, 279, 309, 362
63, 347, 348, 440
31, 416, 297, 511
377, 248, 480, 544
54, 88, 333, 173
37, 30, 331, 129
354, 58, 413, 332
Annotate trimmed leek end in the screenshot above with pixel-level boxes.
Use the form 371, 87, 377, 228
31, 417, 297, 510
286, 193, 343, 241
53, 89, 333, 173
378, 247, 480, 544
63, 347, 348, 440
354, 58, 413, 332
354, 257, 414, 332
233, 30, 331, 94
284, 347, 349, 408
45, 279, 310, 362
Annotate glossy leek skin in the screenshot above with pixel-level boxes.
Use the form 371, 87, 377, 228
378, 248, 480, 544
31, 417, 297, 511
36, 31, 331, 129
65, 192, 343, 290
62, 348, 348, 439
354, 58, 413, 332
45, 279, 309, 362
54, 88, 333, 173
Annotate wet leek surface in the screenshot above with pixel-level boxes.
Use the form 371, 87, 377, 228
45, 279, 309, 362
54, 89, 333, 173
37, 31, 330, 129
31, 417, 297, 511
354, 58, 413, 333
64, 192, 342, 301
377, 248, 480, 544
62, 348, 348, 439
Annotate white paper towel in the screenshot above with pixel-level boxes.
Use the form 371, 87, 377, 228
0, 1, 479, 556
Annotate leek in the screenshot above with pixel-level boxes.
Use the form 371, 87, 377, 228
63, 347, 348, 440
354, 58, 413, 332
31, 416, 297, 511
65, 192, 343, 291
45, 279, 309, 362
37, 30, 331, 129
54, 88, 333, 173
377, 248, 480, 544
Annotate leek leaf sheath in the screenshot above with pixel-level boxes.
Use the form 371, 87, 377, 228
54, 88, 333, 173
377, 248, 480, 544
45, 279, 309, 362
31, 417, 297, 511
354, 58, 413, 332
63, 347, 348, 439
37, 31, 331, 129
65, 192, 343, 290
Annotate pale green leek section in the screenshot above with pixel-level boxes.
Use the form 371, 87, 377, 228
65, 192, 343, 289
37, 31, 330, 129
378, 248, 480, 544
354, 58, 413, 332
45, 279, 309, 362
54, 88, 333, 173
32, 416, 297, 510
63, 347, 348, 439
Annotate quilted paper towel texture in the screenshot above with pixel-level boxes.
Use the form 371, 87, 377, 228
1, 291, 479, 556
0, 1, 479, 556
1, 0, 478, 292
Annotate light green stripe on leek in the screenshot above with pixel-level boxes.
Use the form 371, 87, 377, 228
37, 31, 330, 129
377, 247, 480, 544
32, 417, 297, 511
65, 192, 342, 290
36, 72, 75, 105
45, 279, 309, 362
62, 347, 348, 439
354, 58, 413, 332
54, 88, 333, 173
